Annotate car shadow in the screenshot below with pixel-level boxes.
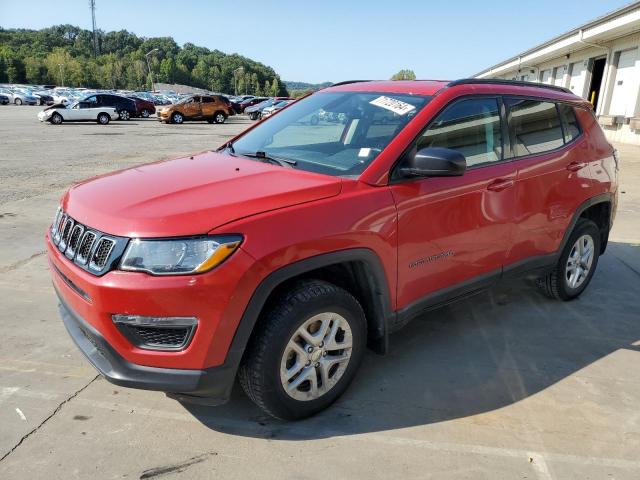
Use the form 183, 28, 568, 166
182, 241, 640, 438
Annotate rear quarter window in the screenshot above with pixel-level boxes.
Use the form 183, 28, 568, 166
506, 98, 564, 156
557, 103, 581, 143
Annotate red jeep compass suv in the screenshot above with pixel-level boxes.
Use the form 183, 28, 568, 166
48, 79, 618, 420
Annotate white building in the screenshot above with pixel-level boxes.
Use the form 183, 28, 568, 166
475, 2, 640, 145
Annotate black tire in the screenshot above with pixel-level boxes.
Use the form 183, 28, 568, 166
118, 109, 130, 121
97, 113, 110, 125
239, 280, 367, 420
141, 109, 150, 118
214, 111, 226, 124
538, 218, 601, 301
206, 118, 214, 124
171, 112, 184, 124
50, 112, 63, 125
15, 98, 23, 106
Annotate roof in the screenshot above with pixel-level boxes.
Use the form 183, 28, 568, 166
321, 79, 588, 103
323, 80, 450, 96
475, 1, 640, 78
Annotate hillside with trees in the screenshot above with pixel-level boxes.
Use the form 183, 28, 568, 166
0, 25, 288, 96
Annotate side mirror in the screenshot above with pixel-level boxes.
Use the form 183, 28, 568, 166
399, 147, 466, 178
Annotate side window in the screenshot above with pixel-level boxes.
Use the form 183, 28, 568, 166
557, 103, 581, 143
506, 98, 564, 156
202, 96, 214, 103
85, 96, 98, 105
192, 96, 201, 103
418, 97, 503, 168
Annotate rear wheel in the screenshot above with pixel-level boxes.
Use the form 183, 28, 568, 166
214, 111, 226, 124
15, 98, 23, 106
97, 113, 110, 125
50, 112, 63, 125
141, 108, 150, 118
171, 112, 184, 124
239, 280, 366, 420
538, 218, 601, 301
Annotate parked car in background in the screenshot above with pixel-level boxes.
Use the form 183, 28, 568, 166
157, 94, 232, 124
88, 94, 137, 120
260, 99, 294, 118
37, 99, 119, 125
239, 96, 269, 113
30, 90, 55, 106
0, 87, 39, 105
0, 94, 9, 105
245, 99, 278, 120
127, 96, 156, 118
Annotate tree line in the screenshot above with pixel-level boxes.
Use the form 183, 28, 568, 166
0, 25, 289, 96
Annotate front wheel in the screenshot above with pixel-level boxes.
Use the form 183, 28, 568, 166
141, 109, 150, 118
538, 218, 601, 301
171, 112, 183, 124
118, 109, 130, 121
15, 98, 23, 106
214, 112, 226, 124
239, 280, 366, 420
97, 113, 110, 125
50, 112, 63, 125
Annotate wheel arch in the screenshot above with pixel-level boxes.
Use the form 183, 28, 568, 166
227, 249, 394, 375
560, 193, 613, 255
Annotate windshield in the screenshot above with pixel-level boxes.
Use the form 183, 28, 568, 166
231, 91, 430, 177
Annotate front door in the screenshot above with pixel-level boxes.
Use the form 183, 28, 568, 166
182, 96, 202, 119
390, 97, 516, 311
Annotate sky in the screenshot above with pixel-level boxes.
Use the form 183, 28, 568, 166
0, 0, 633, 83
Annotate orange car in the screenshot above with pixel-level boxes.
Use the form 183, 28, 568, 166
157, 94, 233, 124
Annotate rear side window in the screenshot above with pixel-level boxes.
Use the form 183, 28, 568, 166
202, 96, 214, 103
557, 104, 581, 143
506, 99, 564, 156
418, 97, 502, 168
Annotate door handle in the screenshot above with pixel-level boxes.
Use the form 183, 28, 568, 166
566, 161, 587, 172
487, 179, 515, 192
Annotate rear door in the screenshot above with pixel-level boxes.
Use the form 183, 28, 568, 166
390, 96, 517, 311
201, 96, 216, 118
505, 98, 592, 265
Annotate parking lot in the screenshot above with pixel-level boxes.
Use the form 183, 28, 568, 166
1, 105, 639, 479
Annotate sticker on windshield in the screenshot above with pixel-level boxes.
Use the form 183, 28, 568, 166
369, 96, 416, 116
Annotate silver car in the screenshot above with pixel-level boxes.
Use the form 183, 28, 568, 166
0, 87, 39, 105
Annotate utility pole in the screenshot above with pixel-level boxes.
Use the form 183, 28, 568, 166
90, 0, 99, 57
58, 63, 65, 86
146, 49, 158, 92
233, 67, 243, 96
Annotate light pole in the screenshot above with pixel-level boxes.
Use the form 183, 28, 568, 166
233, 67, 243, 96
57, 63, 65, 87
145, 48, 158, 92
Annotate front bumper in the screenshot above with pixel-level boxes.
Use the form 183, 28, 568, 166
58, 290, 236, 404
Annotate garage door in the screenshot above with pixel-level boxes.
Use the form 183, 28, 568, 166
554, 67, 566, 87
541, 70, 552, 84
609, 49, 639, 117
569, 61, 587, 98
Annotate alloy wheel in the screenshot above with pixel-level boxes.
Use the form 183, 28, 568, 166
565, 234, 595, 289
280, 312, 353, 401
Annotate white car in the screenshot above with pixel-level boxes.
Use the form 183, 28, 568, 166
37, 100, 119, 125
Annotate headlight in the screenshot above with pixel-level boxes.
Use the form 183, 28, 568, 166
120, 236, 242, 275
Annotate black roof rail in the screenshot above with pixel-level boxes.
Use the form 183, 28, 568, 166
329, 80, 372, 87
448, 78, 573, 94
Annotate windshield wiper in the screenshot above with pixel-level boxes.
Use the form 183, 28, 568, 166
240, 151, 297, 168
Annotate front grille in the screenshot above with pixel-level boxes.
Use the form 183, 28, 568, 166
119, 324, 194, 350
50, 209, 126, 276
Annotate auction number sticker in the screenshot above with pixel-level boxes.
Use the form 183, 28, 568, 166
369, 96, 416, 115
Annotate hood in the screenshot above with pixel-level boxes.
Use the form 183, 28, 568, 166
62, 151, 342, 237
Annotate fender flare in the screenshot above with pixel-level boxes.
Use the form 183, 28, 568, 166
558, 192, 613, 254
222, 248, 395, 374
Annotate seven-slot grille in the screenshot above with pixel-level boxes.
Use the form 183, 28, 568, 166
50, 208, 125, 276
